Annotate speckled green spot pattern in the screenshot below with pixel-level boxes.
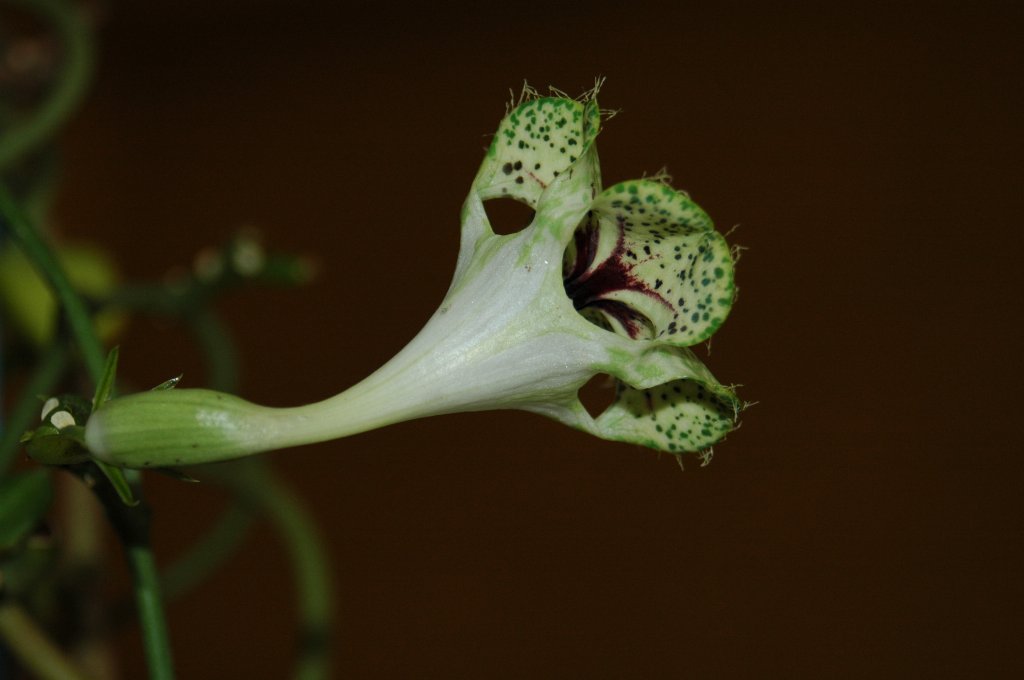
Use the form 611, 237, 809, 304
596, 378, 739, 453
587, 179, 735, 344
476, 97, 601, 209
470, 91, 742, 456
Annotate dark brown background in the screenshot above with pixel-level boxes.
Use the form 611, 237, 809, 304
49, 1, 1023, 677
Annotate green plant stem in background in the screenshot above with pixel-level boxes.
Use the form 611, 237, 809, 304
109, 279, 262, 605
186, 306, 240, 394
127, 547, 174, 680
210, 462, 333, 680
0, 603, 91, 680
110, 285, 254, 602
0, 0, 94, 172
87, 463, 175, 680
0, 343, 67, 476
56, 473, 116, 679
161, 502, 253, 601
259, 469, 332, 680
0, 183, 104, 381
21, 147, 60, 225
0, 187, 176, 678
114, 279, 335, 678
106, 283, 241, 391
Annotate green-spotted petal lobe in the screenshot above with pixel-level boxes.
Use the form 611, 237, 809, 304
596, 379, 739, 453
474, 97, 601, 208
564, 180, 735, 345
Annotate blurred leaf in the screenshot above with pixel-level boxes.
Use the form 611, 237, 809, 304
0, 243, 123, 347
23, 427, 87, 464
257, 253, 316, 286
0, 469, 53, 552
0, 537, 57, 597
92, 345, 119, 411
151, 375, 182, 391
153, 467, 199, 483
95, 460, 138, 507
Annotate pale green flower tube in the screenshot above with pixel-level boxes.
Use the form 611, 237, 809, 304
85, 92, 741, 468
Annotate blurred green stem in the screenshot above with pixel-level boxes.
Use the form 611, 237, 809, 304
186, 306, 240, 395
87, 464, 174, 680
0, 343, 68, 476
0, 183, 104, 380
161, 502, 253, 601
0, 0, 95, 172
209, 462, 334, 680
0, 187, 175, 678
0, 603, 91, 680
126, 547, 174, 680
120, 287, 250, 601
106, 284, 241, 391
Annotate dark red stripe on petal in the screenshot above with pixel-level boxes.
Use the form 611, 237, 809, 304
587, 299, 651, 339
564, 216, 673, 328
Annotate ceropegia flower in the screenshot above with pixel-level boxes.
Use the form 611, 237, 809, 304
84, 92, 741, 468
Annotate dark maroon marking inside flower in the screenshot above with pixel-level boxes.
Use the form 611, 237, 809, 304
563, 216, 672, 339
527, 171, 548, 189
564, 217, 599, 281
587, 299, 649, 338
